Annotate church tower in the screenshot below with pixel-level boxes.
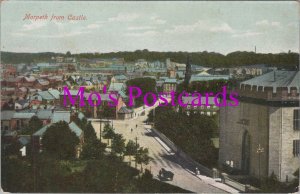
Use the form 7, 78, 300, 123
184, 55, 191, 85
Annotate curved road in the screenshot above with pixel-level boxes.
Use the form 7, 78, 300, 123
92, 104, 227, 193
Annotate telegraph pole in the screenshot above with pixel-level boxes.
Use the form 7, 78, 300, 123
135, 136, 138, 168
99, 120, 102, 142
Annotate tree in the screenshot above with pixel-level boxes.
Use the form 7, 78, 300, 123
125, 140, 139, 163
21, 116, 43, 135
66, 51, 71, 57
81, 139, 106, 160
126, 77, 156, 107
100, 105, 115, 119
135, 147, 151, 172
111, 134, 125, 157
42, 121, 79, 159
102, 123, 115, 145
2, 140, 22, 157
84, 122, 97, 143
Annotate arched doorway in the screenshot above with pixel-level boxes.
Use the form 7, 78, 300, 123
241, 130, 250, 174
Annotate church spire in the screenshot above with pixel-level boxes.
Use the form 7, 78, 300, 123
184, 55, 191, 86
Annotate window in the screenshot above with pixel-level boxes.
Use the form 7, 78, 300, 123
294, 109, 300, 130
293, 140, 300, 157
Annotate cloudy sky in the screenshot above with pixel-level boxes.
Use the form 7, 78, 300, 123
1, 1, 298, 54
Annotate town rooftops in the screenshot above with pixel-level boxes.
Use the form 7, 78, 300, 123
241, 70, 300, 92
37, 91, 55, 100
48, 90, 60, 99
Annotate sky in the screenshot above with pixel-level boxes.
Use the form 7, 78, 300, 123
1, 1, 299, 54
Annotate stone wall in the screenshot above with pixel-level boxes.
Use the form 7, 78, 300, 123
279, 107, 299, 182
219, 101, 269, 178
220, 100, 299, 182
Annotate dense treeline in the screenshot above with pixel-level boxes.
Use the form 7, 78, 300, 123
2, 116, 190, 193
1, 50, 298, 69
126, 77, 157, 107
148, 106, 219, 168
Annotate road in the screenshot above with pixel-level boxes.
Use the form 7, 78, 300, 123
92, 103, 227, 193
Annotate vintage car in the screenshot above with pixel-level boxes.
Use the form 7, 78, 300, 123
158, 168, 174, 181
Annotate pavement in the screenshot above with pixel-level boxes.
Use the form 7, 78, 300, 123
91, 101, 238, 193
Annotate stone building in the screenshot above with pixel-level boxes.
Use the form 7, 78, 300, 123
219, 70, 300, 182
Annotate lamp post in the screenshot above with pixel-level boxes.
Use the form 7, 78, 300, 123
256, 144, 264, 179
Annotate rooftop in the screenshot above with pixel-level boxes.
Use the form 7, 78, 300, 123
241, 70, 300, 92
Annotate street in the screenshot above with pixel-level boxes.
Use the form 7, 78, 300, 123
92, 103, 230, 193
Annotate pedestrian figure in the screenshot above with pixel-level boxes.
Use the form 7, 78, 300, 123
159, 169, 162, 178
131, 128, 133, 133
136, 124, 138, 128
195, 167, 200, 175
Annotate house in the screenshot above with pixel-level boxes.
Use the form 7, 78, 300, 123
163, 78, 177, 93
219, 70, 300, 182
35, 79, 50, 89
1, 110, 15, 131
11, 112, 36, 130
14, 99, 30, 110
33, 89, 60, 105
36, 109, 53, 125
117, 106, 133, 119
60, 89, 126, 119
32, 121, 84, 158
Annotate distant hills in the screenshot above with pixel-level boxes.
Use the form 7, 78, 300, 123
1, 50, 298, 69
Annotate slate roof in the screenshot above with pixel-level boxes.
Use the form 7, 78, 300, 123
51, 111, 70, 123
118, 106, 133, 114
241, 70, 300, 92
18, 136, 31, 146
48, 90, 60, 99
68, 122, 83, 137
1, 110, 15, 120
37, 79, 49, 85
37, 91, 55, 100
36, 110, 53, 120
108, 83, 124, 92
114, 74, 127, 80
13, 112, 35, 119
78, 112, 85, 120
33, 124, 50, 136
33, 122, 82, 138
164, 78, 177, 84
190, 74, 230, 82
